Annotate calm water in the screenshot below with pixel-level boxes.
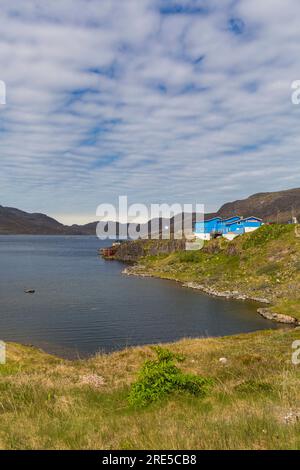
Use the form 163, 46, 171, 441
0, 236, 278, 358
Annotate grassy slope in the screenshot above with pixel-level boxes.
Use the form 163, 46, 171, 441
0, 329, 300, 450
131, 225, 300, 320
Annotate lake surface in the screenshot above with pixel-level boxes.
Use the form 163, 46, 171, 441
0, 236, 278, 358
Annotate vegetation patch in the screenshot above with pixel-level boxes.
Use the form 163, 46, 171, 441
271, 299, 300, 319
1, 331, 300, 449
242, 224, 292, 249
235, 380, 275, 397
128, 347, 212, 407
257, 262, 280, 276
176, 250, 203, 263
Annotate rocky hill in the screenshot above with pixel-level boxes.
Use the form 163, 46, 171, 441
207, 188, 300, 223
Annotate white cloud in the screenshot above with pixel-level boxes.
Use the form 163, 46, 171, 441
0, 0, 300, 223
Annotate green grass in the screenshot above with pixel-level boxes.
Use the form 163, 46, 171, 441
0, 329, 300, 449
271, 299, 300, 319
242, 224, 292, 249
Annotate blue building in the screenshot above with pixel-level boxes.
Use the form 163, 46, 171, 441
194, 217, 221, 239
194, 216, 262, 240
217, 216, 241, 234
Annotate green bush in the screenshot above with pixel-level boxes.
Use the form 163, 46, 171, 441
176, 251, 203, 263
128, 347, 212, 407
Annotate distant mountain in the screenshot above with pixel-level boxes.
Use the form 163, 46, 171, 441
207, 188, 300, 223
1, 188, 299, 235
68, 222, 98, 236
0, 206, 92, 235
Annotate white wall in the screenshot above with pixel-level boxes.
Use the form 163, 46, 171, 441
244, 226, 259, 233
223, 233, 239, 240
194, 232, 211, 240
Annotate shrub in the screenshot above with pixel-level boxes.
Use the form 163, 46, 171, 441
176, 251, 203, 263
235, 380, 274, 397
128, 347, 212, 407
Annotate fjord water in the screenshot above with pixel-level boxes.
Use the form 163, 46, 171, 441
0, 236, 278, 358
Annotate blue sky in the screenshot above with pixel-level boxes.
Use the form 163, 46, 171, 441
0, 0, 300, 224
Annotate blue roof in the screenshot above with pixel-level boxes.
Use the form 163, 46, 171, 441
203, 217, 222, 222
221, 216, 241, 223
226, 216, 262, 226
243, 216, 262, 221
222, 216, 241, 220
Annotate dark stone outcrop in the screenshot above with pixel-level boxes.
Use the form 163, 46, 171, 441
113, 239, 186, 262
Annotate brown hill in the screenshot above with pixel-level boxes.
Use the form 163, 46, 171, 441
207, 188, 300, 223
0, 206, 87, 235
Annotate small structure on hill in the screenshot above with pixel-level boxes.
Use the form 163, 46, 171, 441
194, 216, 263, 241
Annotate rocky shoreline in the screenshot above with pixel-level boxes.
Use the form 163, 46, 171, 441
122, 266, 300, 326
257, 308, 300, 325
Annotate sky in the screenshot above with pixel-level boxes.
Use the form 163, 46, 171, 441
0, 0, 300, 225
